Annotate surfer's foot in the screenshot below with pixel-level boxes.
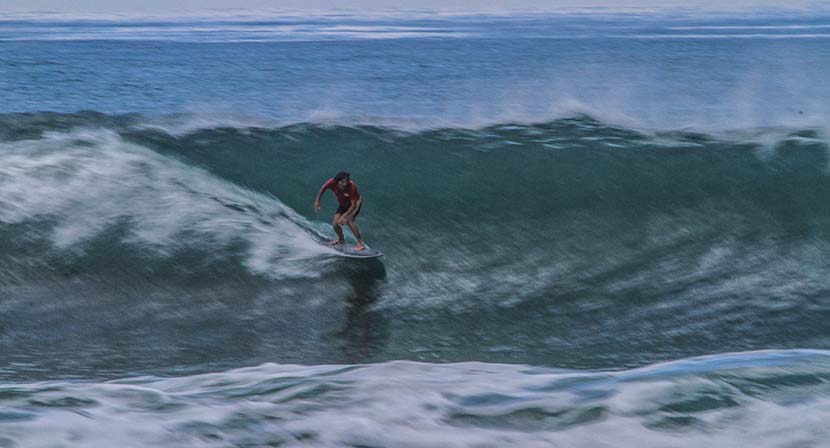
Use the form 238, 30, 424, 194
329, 239, 345, 246
354, 242, 366, 251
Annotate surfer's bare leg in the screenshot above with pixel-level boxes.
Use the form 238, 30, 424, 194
346, 218, 365, 251
331, 214, 345, 245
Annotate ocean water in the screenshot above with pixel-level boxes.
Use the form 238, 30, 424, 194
2, 10, 830, 447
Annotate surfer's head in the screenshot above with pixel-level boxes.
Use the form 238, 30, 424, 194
334, 171, 350, 189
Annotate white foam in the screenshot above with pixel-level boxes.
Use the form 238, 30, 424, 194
5, 351, 830, 448
0, 128, 334, 279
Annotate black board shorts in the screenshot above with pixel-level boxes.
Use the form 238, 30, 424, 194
336, 203, 361, 219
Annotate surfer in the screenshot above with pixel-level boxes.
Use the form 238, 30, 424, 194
314, 171, 366, 251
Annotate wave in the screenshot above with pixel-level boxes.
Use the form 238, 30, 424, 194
1, 112, 828, 376
0, 124, 336, 282
625, 33, 830, 39
2, 350, 830, 447
5, 12, 830, 43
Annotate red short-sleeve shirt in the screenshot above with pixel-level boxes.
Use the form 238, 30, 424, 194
324, 178, 361, 207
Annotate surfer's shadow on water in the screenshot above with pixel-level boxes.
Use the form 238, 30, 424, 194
332, 260, 390, 363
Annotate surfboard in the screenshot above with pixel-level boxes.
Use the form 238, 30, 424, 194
329, 243, 383, 258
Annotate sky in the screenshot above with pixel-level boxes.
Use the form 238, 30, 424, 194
0, 0, 826, 15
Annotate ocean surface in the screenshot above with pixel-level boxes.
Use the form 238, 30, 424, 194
2, 9, 830, 447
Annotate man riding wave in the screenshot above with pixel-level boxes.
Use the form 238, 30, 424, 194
314, 171, 366, 251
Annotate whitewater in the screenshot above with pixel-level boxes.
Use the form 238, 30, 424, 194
1, 10, 830, 447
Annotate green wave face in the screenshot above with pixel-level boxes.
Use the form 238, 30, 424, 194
1, 112, 829, 379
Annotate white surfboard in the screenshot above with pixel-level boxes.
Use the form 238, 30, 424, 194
328, 242, 383, 258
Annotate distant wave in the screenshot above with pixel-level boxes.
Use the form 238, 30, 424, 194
0, 16, 475, 42
668, 24, 830, 30
4, 12, 830, 42
625, 33, 830, 39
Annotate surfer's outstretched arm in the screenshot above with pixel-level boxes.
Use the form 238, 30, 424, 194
314, 182, 329, 210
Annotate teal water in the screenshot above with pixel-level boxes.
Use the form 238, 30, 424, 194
2, 10, 830, 447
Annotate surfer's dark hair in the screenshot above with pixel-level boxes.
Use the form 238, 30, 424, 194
334, 171, 350, 182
